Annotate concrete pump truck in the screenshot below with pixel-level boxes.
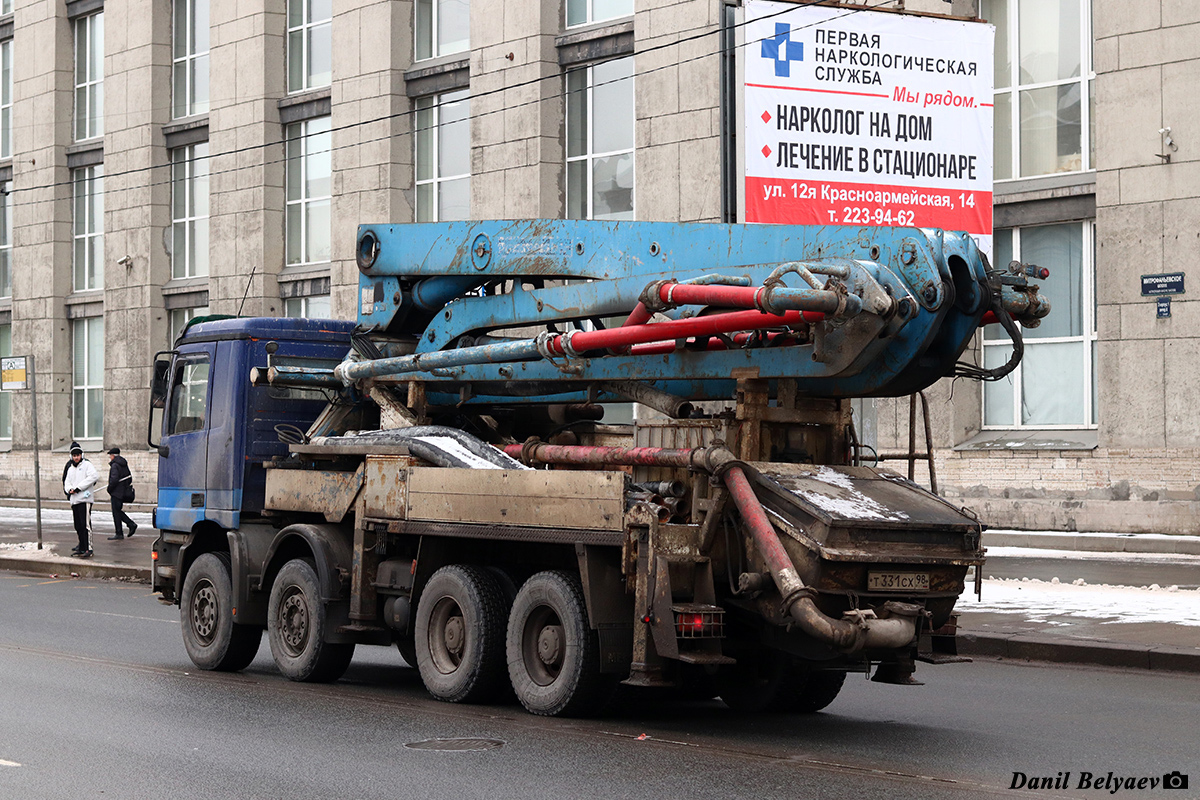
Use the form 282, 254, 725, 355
147, 220, 1048, 716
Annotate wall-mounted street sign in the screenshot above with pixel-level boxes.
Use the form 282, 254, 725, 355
1, 355, 29, 390
1157, 297, 1171, 318
1141, 272, 1185, 296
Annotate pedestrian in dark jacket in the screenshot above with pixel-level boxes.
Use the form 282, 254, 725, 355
106, 447, 138, 540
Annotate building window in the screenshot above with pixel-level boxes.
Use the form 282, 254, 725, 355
168, 306, 209, 346
1, 40, 12, 158
285, 117, 331, 268
566, 0, 633, 28
74, 13, 104, 141
283, 295, 330, 318
287, 0, 331, 93
566, 58, 634, 220
0, 323, 10, 440
73, 316, 104, 440
0, 181, 10, 299
173, 0, 209, 118
1, 0, 10, 17
415, 90, 470, 222
983, 221, 1097, 428
415, 0, 468, 61
984, 0, 1092, 180
73, 166, 104, 292
172, 143, 209, 278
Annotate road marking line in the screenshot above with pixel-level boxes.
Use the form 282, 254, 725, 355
0, 759, 21, 767
38, 579, 71, 585
77, 608, 178, 624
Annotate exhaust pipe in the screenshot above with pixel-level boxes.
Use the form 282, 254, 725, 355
723, 466, 921, 653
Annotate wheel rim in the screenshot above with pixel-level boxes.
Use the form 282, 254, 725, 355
427, 595, 466, 674
190, 578, 218, 645
521, 604, 564, 686
279, 584, 310, 657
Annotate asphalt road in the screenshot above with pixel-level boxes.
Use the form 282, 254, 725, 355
1, 574, 1196, 800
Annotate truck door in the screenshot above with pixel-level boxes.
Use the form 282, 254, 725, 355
155, 345, 214, 532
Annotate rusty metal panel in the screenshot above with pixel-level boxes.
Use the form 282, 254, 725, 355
632, 419, 726, 485
264, 464, 364, 523
406, 467, 624, 530
362, 455, 418, 519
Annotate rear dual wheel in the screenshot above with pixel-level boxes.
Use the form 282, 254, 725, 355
414, 565, 509, 703
506, 570, 613, 717
268, 558, 355, 683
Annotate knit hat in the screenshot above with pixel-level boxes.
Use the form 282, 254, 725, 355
70, 442, 83, 455
107, 447, 121, 455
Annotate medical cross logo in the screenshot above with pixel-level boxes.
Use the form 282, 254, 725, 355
761, 23, 803, 78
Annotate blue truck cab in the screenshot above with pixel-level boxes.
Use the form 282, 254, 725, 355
149, 317, 355, 600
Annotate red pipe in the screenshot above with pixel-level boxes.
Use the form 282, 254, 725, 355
980, 311, 999, 326
659, 283, 770, 310
503, 443, 706, 468
723, 466, 797, 579
629, 330, 796, 356
622, 302, 654, 328
547, 308, 822, 357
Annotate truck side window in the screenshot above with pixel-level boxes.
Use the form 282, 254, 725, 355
167, 356, 210, 435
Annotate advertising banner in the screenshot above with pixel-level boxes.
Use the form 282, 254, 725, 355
744, 2, 994, 248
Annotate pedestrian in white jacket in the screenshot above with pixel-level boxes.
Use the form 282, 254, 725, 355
63, 442, 99, 558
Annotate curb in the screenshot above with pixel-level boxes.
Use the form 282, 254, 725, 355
957, 632, 1200, 675
983, 531, 1200, 556
0, 556, 150, 583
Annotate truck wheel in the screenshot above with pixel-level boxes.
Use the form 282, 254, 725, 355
507, 570, 611, 717
414, 565, 508, 703
180, 552, 263, 671
268, 558, 355, 683
780, 671, 846, 713
396, 634, 417, 668
715, 648, 788, 712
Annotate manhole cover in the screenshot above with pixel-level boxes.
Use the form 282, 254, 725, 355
404, 738, 505, 752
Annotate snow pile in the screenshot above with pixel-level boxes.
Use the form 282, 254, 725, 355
962, 576, 1200, 627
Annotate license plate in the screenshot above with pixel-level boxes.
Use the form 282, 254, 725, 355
867, 571, 930, 592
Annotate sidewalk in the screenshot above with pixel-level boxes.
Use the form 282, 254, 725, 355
2, 506, 1198, 675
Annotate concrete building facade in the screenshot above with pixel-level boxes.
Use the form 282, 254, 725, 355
0, 0, 1196, 535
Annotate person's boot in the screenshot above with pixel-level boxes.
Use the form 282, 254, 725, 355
108, 533, 124, 540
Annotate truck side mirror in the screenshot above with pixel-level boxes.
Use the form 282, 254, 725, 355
148, 351, 176, 451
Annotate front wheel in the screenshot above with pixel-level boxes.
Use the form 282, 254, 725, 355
268, 558, 354, 682
506, 570, 612, 717
180, 552, 262, 671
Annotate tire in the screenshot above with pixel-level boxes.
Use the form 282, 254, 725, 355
506, 570, 612, 717
714, 647, 789, 713
268, 558, 355, 683
180, 552, 263, 671
779, 671, 846, 713
414, 565, 509, 703
396, 634, 417, 668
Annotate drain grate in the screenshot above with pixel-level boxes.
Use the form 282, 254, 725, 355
404, 738, 505, 752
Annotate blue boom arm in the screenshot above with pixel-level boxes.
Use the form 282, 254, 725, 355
336, 220, 1046, 404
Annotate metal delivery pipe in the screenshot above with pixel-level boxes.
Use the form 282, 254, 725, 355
722, 466, 918, 654
336, 308, 820, 384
